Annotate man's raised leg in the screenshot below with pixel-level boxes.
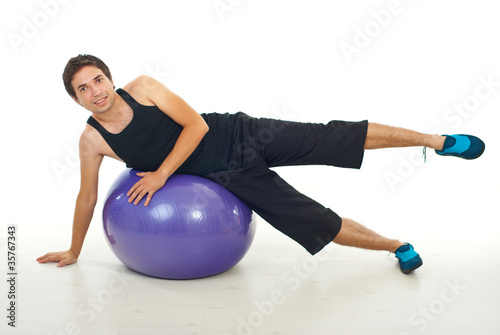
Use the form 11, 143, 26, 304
363, 122, 485, 159
364, 122, 445, 150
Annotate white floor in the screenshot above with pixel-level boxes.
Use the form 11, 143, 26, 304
3, 157, 500, 335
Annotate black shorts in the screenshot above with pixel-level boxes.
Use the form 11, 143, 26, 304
205, 113, 368, 255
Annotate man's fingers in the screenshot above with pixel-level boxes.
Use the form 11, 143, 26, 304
38, 254, 59, 263
46, 255, 60, 262
144, 192, 155, 207
57, 260, 69, 268
38, 251, 77, 267
36, 253, 51, 261
129, 185, 154, 206
57, 258, 76, 268
133, 190, 147, 205
127, 180, 141, 197
128, 182, 144, 203
127, 173, 160, 205
128, 187, 143, 204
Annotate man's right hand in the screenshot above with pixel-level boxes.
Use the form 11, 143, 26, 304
37, 250, 78, 267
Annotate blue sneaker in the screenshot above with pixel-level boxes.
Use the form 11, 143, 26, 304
395, 243, 423, 274
435, 134, 485, 160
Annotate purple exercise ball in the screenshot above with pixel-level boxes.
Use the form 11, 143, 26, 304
103, 169, 256, 279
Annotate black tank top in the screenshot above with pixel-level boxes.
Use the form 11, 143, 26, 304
87, 88, 234, 175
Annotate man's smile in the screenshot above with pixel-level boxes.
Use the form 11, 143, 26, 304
94, 96, 108, 106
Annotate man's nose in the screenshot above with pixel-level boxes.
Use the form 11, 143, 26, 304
91, 85, 102, 97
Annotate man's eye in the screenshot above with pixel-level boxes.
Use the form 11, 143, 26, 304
80, 87, 87, 92
97, 78, 103, 83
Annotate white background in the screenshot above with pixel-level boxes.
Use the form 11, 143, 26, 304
1, 0, 499, 224
1, 1, 499, 334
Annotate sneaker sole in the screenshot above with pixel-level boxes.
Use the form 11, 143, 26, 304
402, 260, 423, 274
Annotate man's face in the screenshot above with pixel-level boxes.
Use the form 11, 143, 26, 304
72, 66, 115, 114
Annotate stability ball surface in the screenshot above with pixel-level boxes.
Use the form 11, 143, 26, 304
103, 169, 256, 279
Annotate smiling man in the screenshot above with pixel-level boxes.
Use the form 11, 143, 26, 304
37, 54, 485, 274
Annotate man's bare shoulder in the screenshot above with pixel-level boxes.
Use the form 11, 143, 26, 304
123, 76, 164, 105
79, 125, 104, 157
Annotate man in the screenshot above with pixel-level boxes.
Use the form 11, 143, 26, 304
37, 54, 485, 274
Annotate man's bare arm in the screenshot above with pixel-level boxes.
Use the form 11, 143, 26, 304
125, 76, 209, 206
37, 128, 104, 267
